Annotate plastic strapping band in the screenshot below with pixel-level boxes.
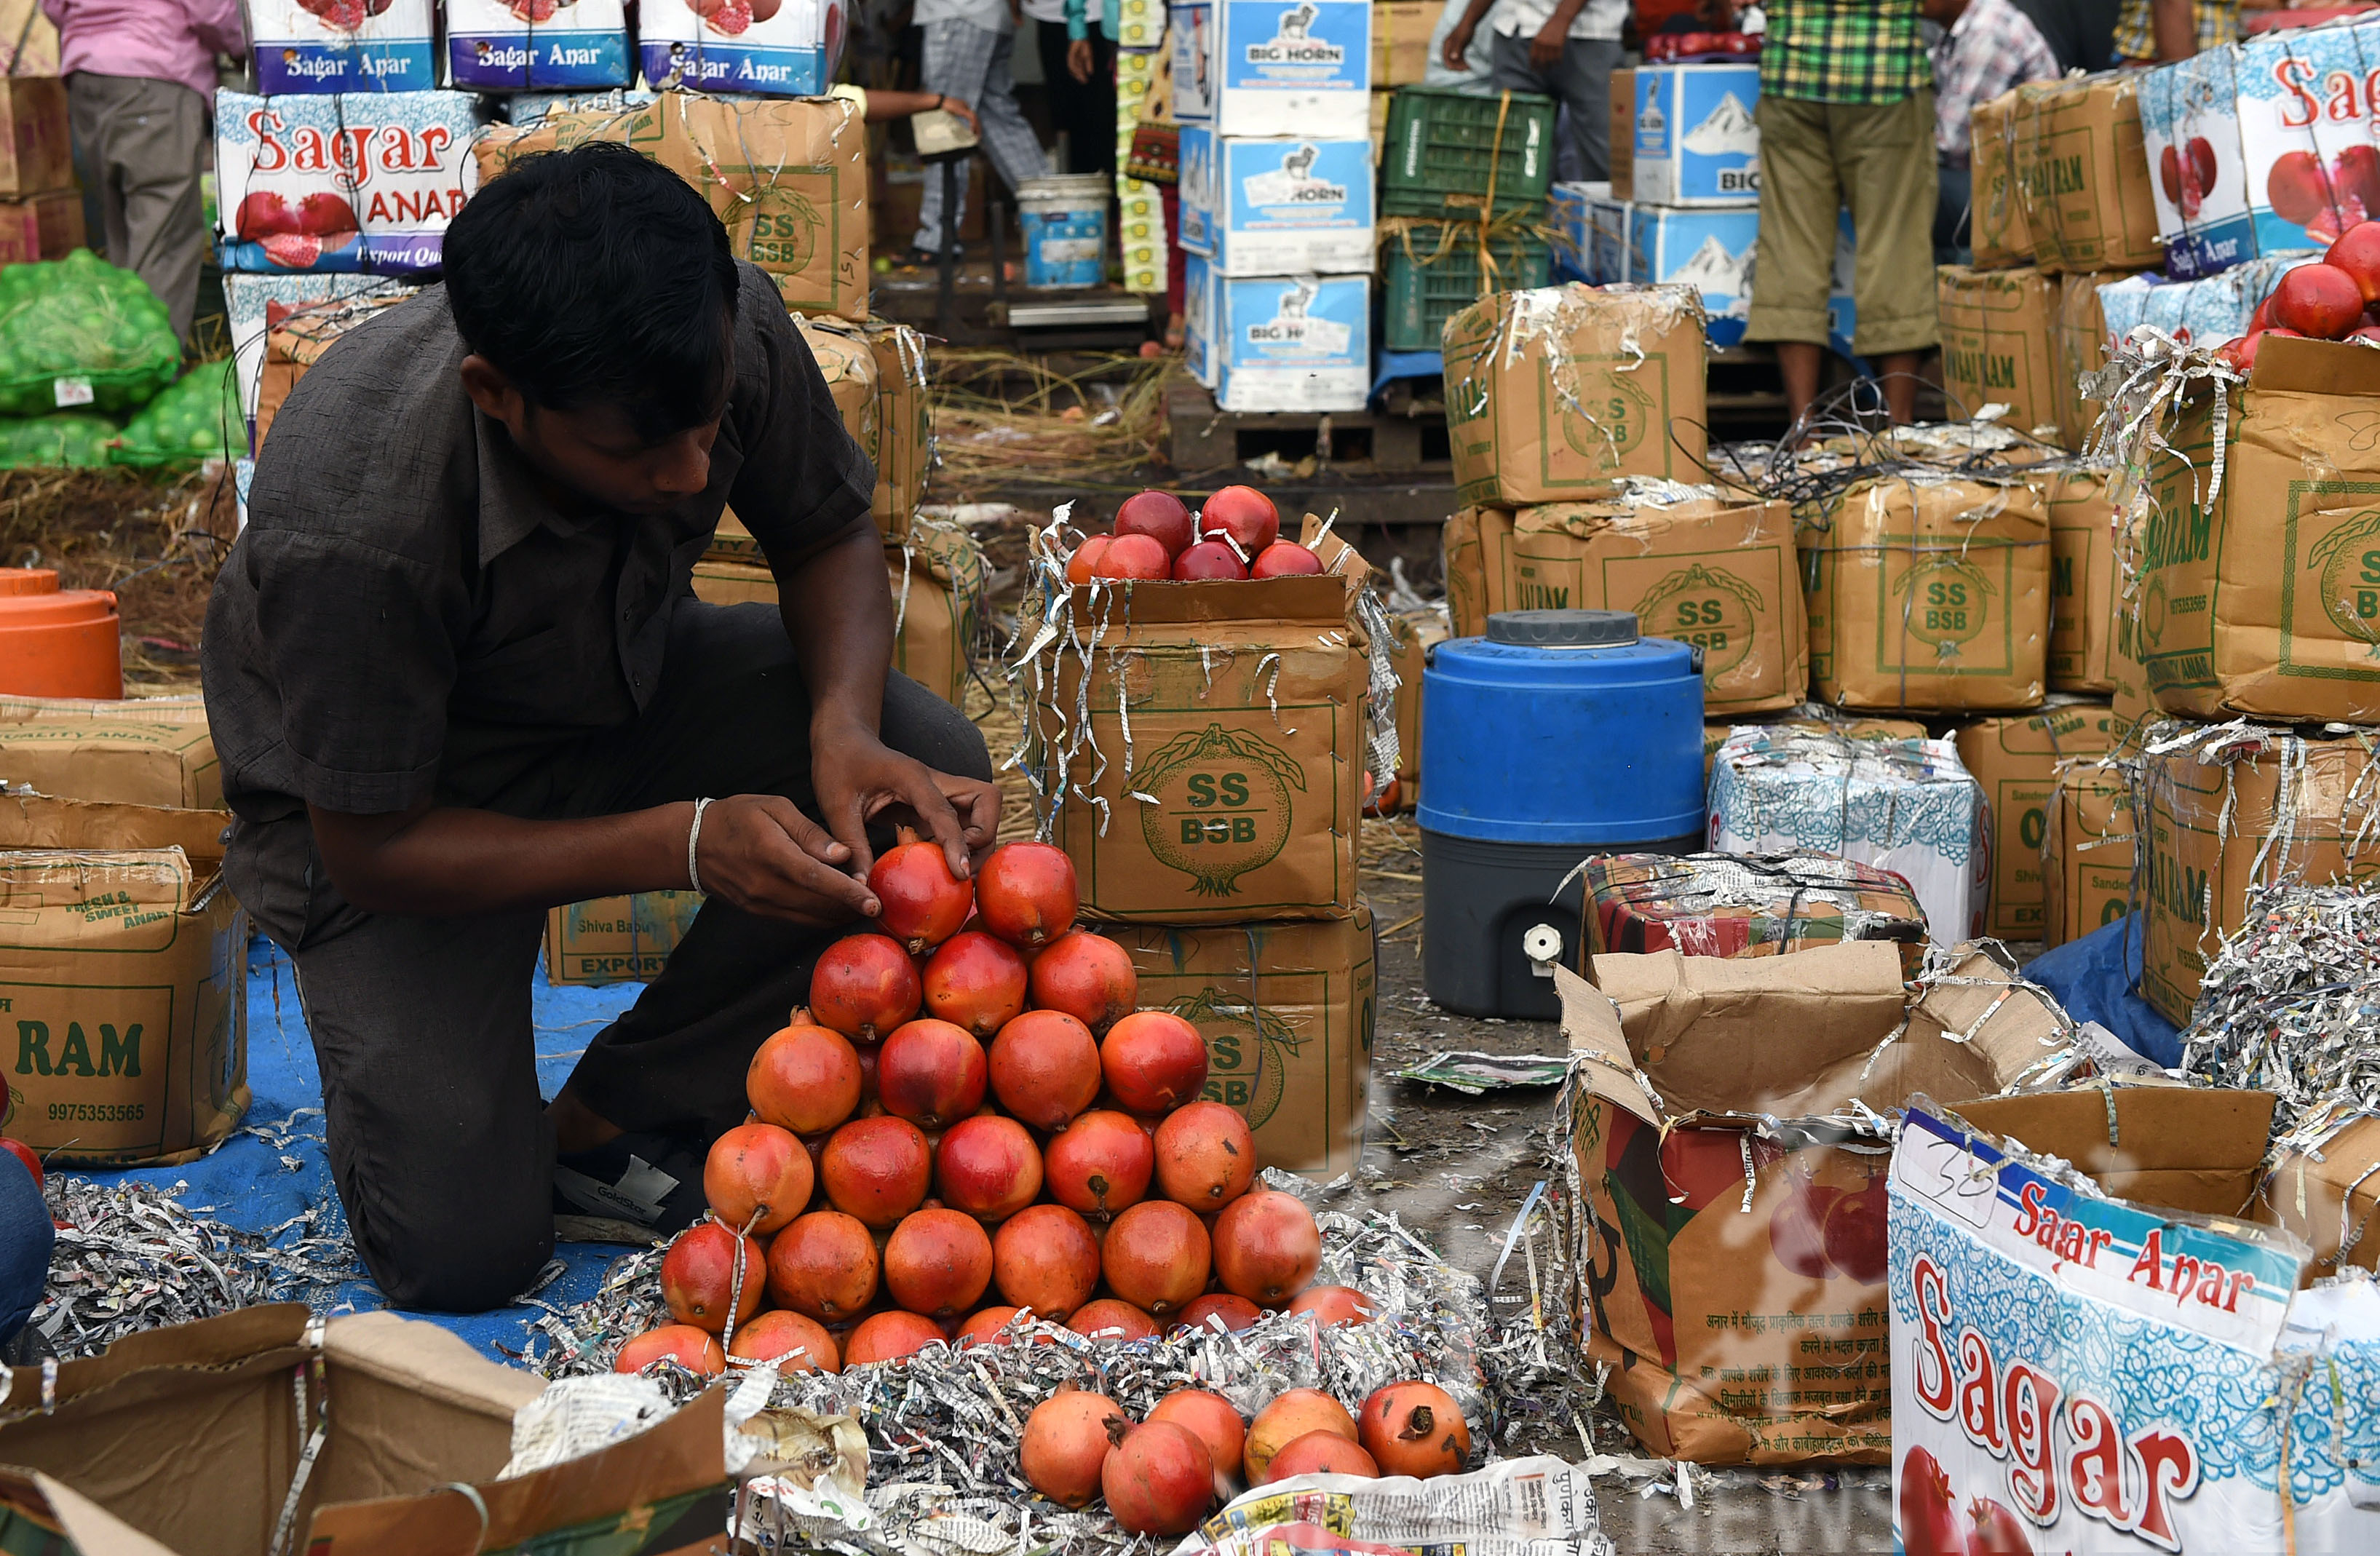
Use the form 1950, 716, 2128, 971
265, 1318, 330, 1556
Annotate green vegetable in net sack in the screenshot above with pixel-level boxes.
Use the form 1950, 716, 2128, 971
0, 413, 121, 469
111, 357, 239, 468
0, 250, 181, 417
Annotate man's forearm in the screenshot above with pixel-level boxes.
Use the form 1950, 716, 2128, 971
2151, 0, 2194, 60
780, 518, 896, 740
310, 800, 696, 916
1544, 0, 1587, 31
1453, 0, 1496, 37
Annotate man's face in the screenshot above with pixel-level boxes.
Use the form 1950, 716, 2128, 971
460, 354, 723, 516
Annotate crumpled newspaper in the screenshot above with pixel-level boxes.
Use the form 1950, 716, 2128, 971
501, 1362, 868, 1496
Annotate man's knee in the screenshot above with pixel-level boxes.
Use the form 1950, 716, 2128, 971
886, 672, 993, 781
352, 1180, 554, 1313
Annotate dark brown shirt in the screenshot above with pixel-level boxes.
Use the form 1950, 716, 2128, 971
202, 262, 873, 932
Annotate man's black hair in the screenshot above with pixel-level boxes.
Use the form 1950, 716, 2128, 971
443, 142, 740, 443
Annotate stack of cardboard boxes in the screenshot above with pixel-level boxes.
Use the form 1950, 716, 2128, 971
1600, 60, 1764, 346
0, 79, 80, 266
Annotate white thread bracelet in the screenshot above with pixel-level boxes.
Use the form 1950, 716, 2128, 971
686, 797, 715, 894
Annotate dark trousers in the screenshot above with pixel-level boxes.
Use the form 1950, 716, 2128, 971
1036, 20, 1116, 179
1935, 157, 1972, 262
1489, 32, 1622, 184
276, 602, 992, 1311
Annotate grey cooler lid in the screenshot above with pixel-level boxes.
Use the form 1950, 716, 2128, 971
1483, 608, 1641, 647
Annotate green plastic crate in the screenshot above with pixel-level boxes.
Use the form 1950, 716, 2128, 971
1380, 87, 1559, 222
1381, 224, 1553, 352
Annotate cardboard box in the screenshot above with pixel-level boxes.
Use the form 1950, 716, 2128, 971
1630, 62, 1761, 206
2036, 464, 2119, 693
223, 273, 397, 448
2012, 73, 2162, 274
2135, 43, 2251, 277
1444, 283, 1708, 506
2139, 720, 2380, 1025
1113, 0, 1166, 48
544, 890, 703, 985
1178, 129, 1375, 274
1967, 88, 2031, 269
638, 0, 842, 96
1172, 1, 1215, 121
1800, 474, 2051, 712
1935, 266, 2059, 437
2108, 500, 2154, 726
2261, 1112, 2380, 1279
792, 312, 882, 508
475, 91, 868, 319
1442, 492, 1806, 715
0, 1305, 740, 1555
1193, 271, 1371, 412
1109, 905, 1373, 1178
0, 78, 66, 199
1608, 67, 1634, 199
2042, 762, 2135, 947
2095, 253, 2310, 352
1887, 1096, 2380, 1556
1953, 700, 2122, 941
1383, 606, 1445, 807
0, 694, 219, 809
691, 557, 777, 606
2141, 334, 2380, 723
250, 0, 436, 92
1627, 203, 1758, 348
1179, 0, 1373, 138
216, 92, 480, 275
1561, 942, 2071, 1464
0, 188, 79, 265
864, 319, 929, 531
0, 795, 247, 1164
1371, 1, 1435, 86
444, 0, 631, 89
2235, 21, 2380, 261
2050, 269, 2126, 453
1579, 852, 1929, 975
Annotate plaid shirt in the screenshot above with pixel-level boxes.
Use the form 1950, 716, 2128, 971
2113, 0, 2239, 61
1761, 0, 1931, 105
1932, 0, 2060, 163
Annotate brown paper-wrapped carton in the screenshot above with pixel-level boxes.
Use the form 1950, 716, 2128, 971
2042, 761, 2136, 947
1561, 942, 2071, 1465
1801, 473, 2051, 710
2139, 719, 2380, 1025
1384, 607, 1446, 809
544, 891, 704, 986
2141, 334, 2380, 723
2051, 271, 2128, 453
1954, 699, 2122, 940
1443, 283, 1708, 507
0, 694, 219, 809
1444, 491, 1805, 713
1969, 89, 2032, 269
2035, 464, 2118, 694
2013, 74, 2162, 274
2259, 1111, 2380, 1282
799, 314, 931, 537
474, 91, 868, 319
1936, 266, 2060, 436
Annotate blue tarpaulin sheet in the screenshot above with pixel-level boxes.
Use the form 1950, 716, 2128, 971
71, 937, 655, 1363
2023, 913, 2184, 1068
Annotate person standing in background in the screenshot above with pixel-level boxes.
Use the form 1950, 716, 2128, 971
2010, 0, 2117, 71
1441, 0, 1630, 183
910, 0, 1051, 263
1044, 0, 1116, 178
41, 0, 244, 345
1744, 0, 1936, 426
2113, 0, 2240, 63
1924, 0, 2057, 260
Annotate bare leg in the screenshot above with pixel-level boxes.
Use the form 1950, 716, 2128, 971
1777, 341, 1822, 426
1877, 352, 1924, 424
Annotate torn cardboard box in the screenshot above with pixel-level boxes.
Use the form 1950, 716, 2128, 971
1954, 699, 2122, 940
0, 694, 219, 809
2012, 73, 2162, 274
1443, 283, 1708, 507
1560, 941, 2074, 1465
1443, 488, 1806, 715
2261, 1109, 2380, 1282
1578, 852, 1929, 975
1935, 266, 2059, 438
0, 794, 246, 1164
544, 890, 703, 986
1800, 472, 2050, 711
1109, 905, 1373, 1179
793, 314, 880, 498
2042, 761, 2136, 947
1967, 88, 2031, 270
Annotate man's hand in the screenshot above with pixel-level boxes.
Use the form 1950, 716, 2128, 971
693, 794, 881, 925
809, 726, 1001, 884
1068, 36, 1094, 82
942, 95, 981, 135
1442, 16, 1476, 68
1531, 15, 1566, 69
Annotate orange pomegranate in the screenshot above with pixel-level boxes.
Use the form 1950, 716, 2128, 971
727, 1309, 840, 1373
1100, 1012, 1208, 1114
1044, 1110, 1155, 1220
956, 1304, 1025, 1345
763, 1210, 880, 1320
1358, 1382, 1470, 1478
1103, 1421, 1215, 1535
883, 1207, 996, 1317
1148, 1389, 1245, 1492
1173, 1293, 1264, 1335
842, 1309, 948, 1366
1286, 1285, 1376, 1328
614, 1325, 725, 1376
820, 1116, 934, 1228
1153, 1101, 1257, 1209
921, 931, 1029, 1037
974, 840, 1079, 949
935, 1114, 1044, 1222
747, 1015, 864, 1135
1212, 1190, 1320, 1304
1100, 1199, 1211, 1317
1020, 1389, 1127, 1507
1027, 931, 1138, 1033
1243, 1389, 1357, 1483
1067, 1298, 1160, 1343
991, 1203, 1101, 1319
659, 1219, 764, 1333
1266, 1432, 1378, 1482
988, 1009, 1103, 1130
702, 1121, 814, 1234
876, 1018, 990, 1130
868, 827, 974, 953
808, 932, 922, 1042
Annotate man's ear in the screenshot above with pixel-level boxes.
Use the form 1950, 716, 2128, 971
459, 354, 525, 433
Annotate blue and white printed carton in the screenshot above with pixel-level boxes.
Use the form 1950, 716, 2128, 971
1173, 1, 1217, 121
1178, 127, 1374, 274
445, 0, 632, 91
2234, 20, 2380, 259
1587, 194, 1632, 288
1828, 207, 1856, 360
1627, 203, 1758, 346
2137, 46, 2255, 277
221, 271, 405, 441
640, 0, 846, 97
1206, 272, 1370, 410
2095, 251, 2319, 350
1891, 1102, 2380, 1556
1548, 180, 1599, 282
215, 92, 483, 274
1633, 62, 1760, 205
250, 0, 437, 93
1189, 0, 1371, 138
1182, 249, 1217, 387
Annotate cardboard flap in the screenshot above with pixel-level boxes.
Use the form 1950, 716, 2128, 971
1094, 573, 1349, 627
2248, 331, 2380, 397
1555, 964, 1658, 1124
1300, 512, 1375, 597
0, 694, 207, 726
1953, 1089, 2277, 1216
35, 1474, 180, 1556
0, 1303, 309, 1416
1900, 945, 2075, 1081
0, 793, 228, 865
323, 1313, 544, 1418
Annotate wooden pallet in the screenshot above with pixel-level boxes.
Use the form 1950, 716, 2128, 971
1165, 383, 1447, 475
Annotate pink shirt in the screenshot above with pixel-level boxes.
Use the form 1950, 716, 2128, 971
41, 0, 245, 102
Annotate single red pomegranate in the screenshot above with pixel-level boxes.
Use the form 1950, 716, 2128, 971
1093, 532, 1171, 580
1287, 1285, 1376, 1328
2330, 220, 2380, 303
1199, 486, 1280, 556
728, 1309, 840, 1373
956, 1304, 1025, 1345
614, 1325, 725, 1376
1213, 1191, 1321, 1304
1147, 1389, 1245, 1493
2273, 261, 2365, 340
747, 1016, 864, 1135
1044, 1110, 1155, 1220
1153, 1101, 1256, 1209
1243, 1390, 1356, 1483
809, 932, 923, 1041
974, 841, 1079, 949
1266, 1431, 1377, 1482
1067, 536, 1111, 585
1114, 489, 1195, 557
1173, 540, 1248, 581
1358, 1382, 1469, 1478
1104, 1420, 1215, 1535
703, 1121, 814, 1234
935, 1114, 1045, 1222
992, 1204, 1101, 1319
1173, 1293, 1264, 1335
988, 1009, 1103, 1129
1100, 1199, 1212, 1317
764, 1210, 881, 1319
820, 1116, 934, 1228
921, 932, 1028, 1037
842, 1309, 948, 1366
869, 827, 973, 953
1068, 1298, 1161, 1343
884, 1207, 996, 1317
660, 1219, 764, 1333
877, 1018, 991, 1130
1250, 541, 1324, 579
1027, 931, 1138, 1034
1020, 1390, 1127, 1507
1100, 1012, 1209, 1114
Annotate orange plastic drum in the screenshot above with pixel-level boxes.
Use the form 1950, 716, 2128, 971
0, 567, 122, 697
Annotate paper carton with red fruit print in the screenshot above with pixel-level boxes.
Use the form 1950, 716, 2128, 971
2236, 21, 2380, 259
214, 91, 482, 275
445, 0, 632, 91
2137, 44, 2253, 278
1891, 1094, 2380, 1555
1556, 942, 2068, 1465
639, 0, 846, 98
251, 0, 436, 95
